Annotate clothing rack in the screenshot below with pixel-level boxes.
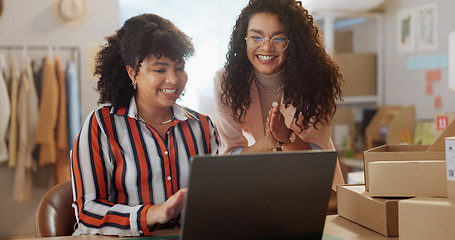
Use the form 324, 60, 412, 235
0, 44, 79, 50
0, 45, 84, 204
0, 45, 81, 83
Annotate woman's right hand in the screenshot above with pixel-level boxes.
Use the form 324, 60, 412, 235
240, 116, 280, 153
146, 188, 188, 226
268, 105, 291, 143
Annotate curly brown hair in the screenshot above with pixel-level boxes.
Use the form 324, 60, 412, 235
95, 13, 194, 108
222, 0, 343, 131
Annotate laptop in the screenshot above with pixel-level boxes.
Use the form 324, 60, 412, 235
176, 150, 337, 240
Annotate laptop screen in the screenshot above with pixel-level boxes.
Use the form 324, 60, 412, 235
180, 150, 337, 240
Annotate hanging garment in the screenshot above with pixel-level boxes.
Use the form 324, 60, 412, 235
25, 57, 40, 169
54, 55, 70, 184
35, 55, 59, 166
8, 56, 20, 168
13, 66, 33, 201
66, 60, 82, 148
12, 57, 39, 202
31, 58, 44, 102
0, 69, 10, 163
0, 53, 10, 91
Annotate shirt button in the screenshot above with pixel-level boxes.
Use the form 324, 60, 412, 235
164, 151, 169, 155
167, 176, 172, 181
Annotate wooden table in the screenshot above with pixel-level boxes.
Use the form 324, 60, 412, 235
16, 215, 398, 240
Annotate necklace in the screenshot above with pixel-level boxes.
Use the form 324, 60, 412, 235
254, 77, 283, 94
261, 93, 281, 108
137, 111, 174, 125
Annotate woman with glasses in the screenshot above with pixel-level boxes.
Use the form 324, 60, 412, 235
214, 0, 344, 212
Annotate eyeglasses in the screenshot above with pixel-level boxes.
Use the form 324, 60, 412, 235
244, 34, 290, 51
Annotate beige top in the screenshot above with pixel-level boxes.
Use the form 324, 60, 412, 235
253, 68, 284, 128
8, 56, 19, 167
13, 66, 34, 201
13, 58, 39, 201
214, 67, 344, 190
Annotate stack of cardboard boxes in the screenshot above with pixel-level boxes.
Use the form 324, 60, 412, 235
337, 120, 455, 239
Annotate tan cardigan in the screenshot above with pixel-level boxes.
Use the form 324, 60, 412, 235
35, 55, 59, 166
55, 55, 71, 184
214, 68, 344, 190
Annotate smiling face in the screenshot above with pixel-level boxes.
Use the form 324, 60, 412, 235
128, 55, 187, 110
246, 12, 288, 75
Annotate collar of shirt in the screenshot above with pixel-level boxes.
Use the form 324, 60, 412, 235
109, 96, 200, 122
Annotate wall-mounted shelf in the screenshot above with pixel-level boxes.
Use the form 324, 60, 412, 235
316, 12, 384, 107
342, 95, 381, 105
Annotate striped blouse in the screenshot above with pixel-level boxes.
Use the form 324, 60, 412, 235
70, 97, 219, 236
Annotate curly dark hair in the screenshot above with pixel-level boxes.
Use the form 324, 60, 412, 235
95, 13, 194, 107
222, 0, 343, 131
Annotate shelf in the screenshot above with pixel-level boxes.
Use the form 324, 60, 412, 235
317, 12, 383, 106
341, 95, 380, 105
340, 157, 364, 169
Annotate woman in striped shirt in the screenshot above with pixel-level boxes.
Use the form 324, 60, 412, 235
71, 14, 219, 236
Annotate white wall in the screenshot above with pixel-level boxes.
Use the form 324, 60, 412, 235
383, 0, 455, 120
0, 0, 119, 238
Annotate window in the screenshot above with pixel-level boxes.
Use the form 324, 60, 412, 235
119, 0, 248, 118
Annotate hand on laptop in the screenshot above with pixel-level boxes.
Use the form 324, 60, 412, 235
146, 188, 188, 227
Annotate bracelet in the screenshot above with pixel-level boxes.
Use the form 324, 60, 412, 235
278, 131, 295, 146
278, 139, 290, 146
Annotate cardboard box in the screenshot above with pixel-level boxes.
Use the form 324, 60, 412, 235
446, 137, 455, 198
335, 53, 376, 96
435, 113, 455, 137
427, 119, 455, 151
334, 31, 353, 52
386, 106, 415, 145
347, 171, 364, 184
364, 105, 403, 149
337, 184, 408, 237
363, 145, 446, 190
399, 197, 455, 240
363, 105, 415, 148
368, 160, 447, 197
363, 109, 455, 191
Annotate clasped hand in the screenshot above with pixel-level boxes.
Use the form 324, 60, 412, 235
266, 105, 291, 149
